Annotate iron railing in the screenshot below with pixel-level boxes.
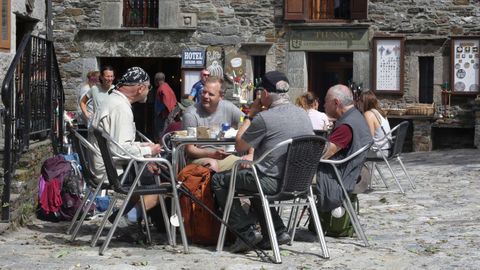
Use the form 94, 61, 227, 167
1, 33, 64, 221
123, 0, 158, 28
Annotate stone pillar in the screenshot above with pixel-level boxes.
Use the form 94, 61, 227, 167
286, 51, 307, 102
412, 119, 433, 151
353, 51, 370, 89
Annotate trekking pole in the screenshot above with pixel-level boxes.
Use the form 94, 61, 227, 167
177, 184, 276, 263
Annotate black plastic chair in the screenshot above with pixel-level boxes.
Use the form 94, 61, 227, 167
216, 135, 329, 263
66, 128, 111, 242
91, 127, 188, 255
366, 121, 416, 193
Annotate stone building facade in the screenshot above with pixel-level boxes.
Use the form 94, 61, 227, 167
51, 0, 480, 150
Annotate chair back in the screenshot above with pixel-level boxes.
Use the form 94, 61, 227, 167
269, 135, 327, 201
389, 121, 409, 158
68, 129, 100, 187
92, 128, 122, 191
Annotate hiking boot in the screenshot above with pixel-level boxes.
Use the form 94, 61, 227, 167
257, 231, 291, 250
228, 226, 262, 253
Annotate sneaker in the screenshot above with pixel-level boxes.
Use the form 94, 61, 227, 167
257, 231, 291, 250
229, 226, 262, 253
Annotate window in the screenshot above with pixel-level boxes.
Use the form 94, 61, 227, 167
123, 0, 158, 28
252, 55, 266, 85
284, 0, 367, 21
0, 0, 10, 49
419, 57, 434, 103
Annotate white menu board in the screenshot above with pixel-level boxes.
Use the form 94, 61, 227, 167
453, 39, 480, 92
375, 39, 402, 91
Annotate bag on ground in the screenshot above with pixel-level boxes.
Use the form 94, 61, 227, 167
178, 164, 219, 245
310, 194, 358, 237
37, 154, 94, 222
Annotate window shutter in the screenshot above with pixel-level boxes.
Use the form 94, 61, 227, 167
0, 0, 11, 50
350, 0, 368, 20
284, 0, 307, 21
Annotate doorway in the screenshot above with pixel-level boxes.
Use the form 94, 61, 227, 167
16, 15, 37, 48
99, 57, 182, 140
307, 52, 353, 111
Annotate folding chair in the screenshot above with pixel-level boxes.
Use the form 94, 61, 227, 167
216, 135, 329, 264
91, 127, 188, 255
366, 121, 416, 193
66, 128, 111, 242
319, 142, 373, 247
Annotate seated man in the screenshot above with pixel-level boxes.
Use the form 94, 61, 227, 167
182, 76, 248, 172
90, 67, 163, 231
315, 84, 372, 215
212, 71, 315, 252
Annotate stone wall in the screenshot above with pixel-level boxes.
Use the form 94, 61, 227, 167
52, 0, 279, 111
369, 0, 480, 36
3, 140, 54, 228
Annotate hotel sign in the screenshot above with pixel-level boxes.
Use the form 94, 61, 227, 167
182, 49, 206, 68
289, 28, 369, 51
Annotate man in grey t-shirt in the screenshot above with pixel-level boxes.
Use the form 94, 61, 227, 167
212, 71, 314, 252
182, 76, 245, 171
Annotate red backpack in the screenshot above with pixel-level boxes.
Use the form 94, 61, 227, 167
178, 164, 220, 245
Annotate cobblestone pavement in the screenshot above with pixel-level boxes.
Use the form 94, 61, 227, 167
0, 149, 479, 270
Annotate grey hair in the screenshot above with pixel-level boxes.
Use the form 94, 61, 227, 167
154, 72, 165, 86
329, 84, 353, 106
269, 92, 290, 107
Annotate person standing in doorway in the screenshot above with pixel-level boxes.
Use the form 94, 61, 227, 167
188, 69, 210, 103
77, 70, 99, 128
80, 66, 115, 125
154, 72, 177, 141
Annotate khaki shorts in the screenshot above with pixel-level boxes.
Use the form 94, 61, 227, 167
191, 155, 241, 172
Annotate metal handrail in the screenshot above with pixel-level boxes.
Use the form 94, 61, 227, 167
1, 33, 64, 221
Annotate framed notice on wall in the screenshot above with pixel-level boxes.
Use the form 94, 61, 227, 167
451, 37, 480, 94
372, 37, 405, 94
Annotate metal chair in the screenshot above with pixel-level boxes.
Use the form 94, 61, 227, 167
92, 127, 188, 255
216, 135, 329, 264
366, 121, 416, 193
319, 142, 373, 247
66, 128, 111, 242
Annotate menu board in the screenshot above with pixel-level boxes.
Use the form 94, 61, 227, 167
452, 38, 480, 93
373, 37, 405, 94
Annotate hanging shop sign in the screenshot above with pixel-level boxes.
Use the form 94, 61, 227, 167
372, 37, 405, 94
181, 49, 205, 68
451, 37, 480, 94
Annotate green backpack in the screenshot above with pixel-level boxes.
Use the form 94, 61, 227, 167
311, 194, 358, 237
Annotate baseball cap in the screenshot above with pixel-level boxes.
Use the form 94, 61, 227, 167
261, 71, 290, 93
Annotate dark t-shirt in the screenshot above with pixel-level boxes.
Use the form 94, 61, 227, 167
329, 124, 352, 150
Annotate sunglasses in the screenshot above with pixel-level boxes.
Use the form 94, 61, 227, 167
202, 73, 210, 77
